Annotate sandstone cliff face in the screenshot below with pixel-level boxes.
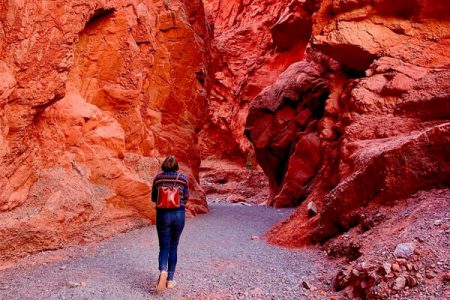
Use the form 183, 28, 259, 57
200, 0, 314, 160
0, 0, 210, 262
245, 0, 450, 244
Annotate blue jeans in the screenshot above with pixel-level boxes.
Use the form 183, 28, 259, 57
156, 209, 185, 280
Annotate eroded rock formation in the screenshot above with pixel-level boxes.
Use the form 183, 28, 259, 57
245, 0, 450, 245
200, 159, 269, 205
243, 2, 449, 296
200, 0, 314, 160
0, 0, 210, 262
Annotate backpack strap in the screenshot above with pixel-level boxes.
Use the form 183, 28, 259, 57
173, 173, 180, 187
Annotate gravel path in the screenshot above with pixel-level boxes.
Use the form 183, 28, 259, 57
0, 203, 337, 299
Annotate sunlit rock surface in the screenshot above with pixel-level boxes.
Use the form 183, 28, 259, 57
0, 0, 210, 262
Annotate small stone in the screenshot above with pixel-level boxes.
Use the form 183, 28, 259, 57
80, 282, 86, 288
251, 235, 259, 240
396, 258, 407, 265
67, 281, 81, 288
406, 276, 418, 287
394, 243, 415, 258
425, 272, 435, 279
365, 69, 374, 77
416, 273, 424, 280
406, 263, 414, 271
393, 276, 406, 290
392, 263, 401, 272
60, 265, 67, 270
307, 201, 318, 217
383, 262, 392, 275
415, 236, 425, 243
443, 272, 450, 282
434, 220, 442, 226
302, 280, 312, 289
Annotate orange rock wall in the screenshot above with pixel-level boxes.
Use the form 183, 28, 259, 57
245, 0, 450, 245
0, 0, 210, 262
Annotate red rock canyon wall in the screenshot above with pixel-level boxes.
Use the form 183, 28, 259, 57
0, 0, 210, 262
200, 0, 314, 160
245, 0, 450, 245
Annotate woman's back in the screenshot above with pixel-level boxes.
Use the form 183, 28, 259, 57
152, 171, 189, 209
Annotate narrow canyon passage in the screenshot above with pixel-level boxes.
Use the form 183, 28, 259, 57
0, 203, 337, 300
1, 0, 449, 299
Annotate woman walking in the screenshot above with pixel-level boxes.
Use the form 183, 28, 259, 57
151, 155, 189, 293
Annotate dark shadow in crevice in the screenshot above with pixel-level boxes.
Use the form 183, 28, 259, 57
310, 90, 329, 119
342, 65, 366, 79
86, 7, 116, 27
375, 0, 421, 20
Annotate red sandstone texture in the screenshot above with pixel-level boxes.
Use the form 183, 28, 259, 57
243, 1, 450, 297
200, 159, 269, 205
0, 0, 210, 262
245, 0, 450, 241
200, 0, 314, 160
